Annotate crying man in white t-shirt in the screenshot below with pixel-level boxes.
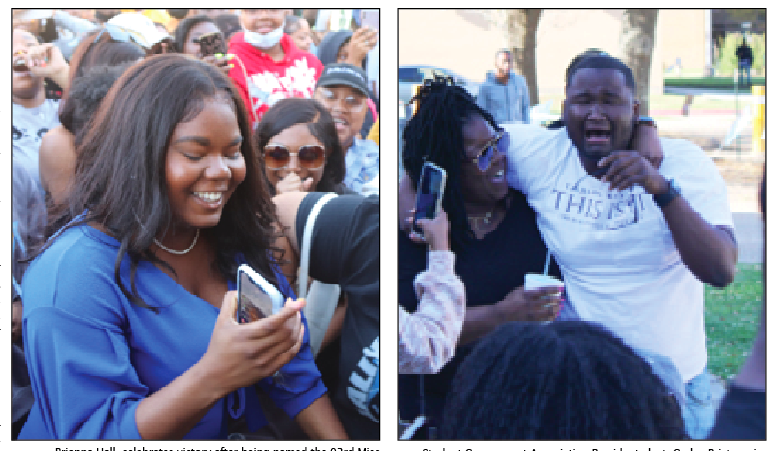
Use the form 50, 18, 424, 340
504, 54, 737, 439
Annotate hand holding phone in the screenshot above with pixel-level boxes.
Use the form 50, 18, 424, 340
414, 210, 450, 251
412, 162, 447, 237
237, 264, 285, 323
197, 31, 227, 57
347, 27, 378, 64
199, 291, 305, 396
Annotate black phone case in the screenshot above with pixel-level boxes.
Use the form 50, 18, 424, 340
198, 32, 227, 56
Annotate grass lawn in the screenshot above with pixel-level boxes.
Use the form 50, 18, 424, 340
705, 263, 763, 380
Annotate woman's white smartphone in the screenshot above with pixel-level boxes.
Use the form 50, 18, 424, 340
413, 161, 447, 236
236, 264, 285, 323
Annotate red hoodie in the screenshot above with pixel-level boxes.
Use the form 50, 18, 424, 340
227, 33, 323, 126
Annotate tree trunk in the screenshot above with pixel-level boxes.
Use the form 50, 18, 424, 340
620, 9, 658, 115
502, 9, 542, 106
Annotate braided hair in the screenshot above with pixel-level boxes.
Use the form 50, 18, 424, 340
402, 75, 500, 252
440, 320, 687, 440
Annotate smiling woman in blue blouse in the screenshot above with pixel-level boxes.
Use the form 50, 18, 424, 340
18, 54, 348, 440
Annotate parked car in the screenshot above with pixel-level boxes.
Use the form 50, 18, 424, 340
398, 65, 480, 106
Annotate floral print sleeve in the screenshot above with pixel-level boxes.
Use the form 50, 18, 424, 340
399, 250, 466, 375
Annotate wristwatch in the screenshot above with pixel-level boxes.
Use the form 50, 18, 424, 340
653, 178, 679, 208
636, 115, 657, 128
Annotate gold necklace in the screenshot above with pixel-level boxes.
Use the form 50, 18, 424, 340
153, 229, 200, 255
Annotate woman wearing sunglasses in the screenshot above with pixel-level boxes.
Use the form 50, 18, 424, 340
397, 76, 563, 436
255, 97, 350, 195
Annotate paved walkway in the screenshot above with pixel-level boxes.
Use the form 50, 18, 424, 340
733, 212, 764, 264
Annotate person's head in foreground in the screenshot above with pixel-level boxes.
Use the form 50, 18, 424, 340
562, 53, 639, 165
440, 320, 687, 440
402, 75, 507, 251
67, 53, 280, 304
254, 97, 346, 195
313, 63, 370, 151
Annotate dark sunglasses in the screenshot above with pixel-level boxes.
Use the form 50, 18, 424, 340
468, 130, 509, 172
263, 144, 326, 170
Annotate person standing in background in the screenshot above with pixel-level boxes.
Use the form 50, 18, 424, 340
477, 49, 531, 124
735, 37, 753, 86
284, 15, 313, 53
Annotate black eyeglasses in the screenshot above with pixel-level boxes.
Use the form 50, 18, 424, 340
466, 130, 509, 172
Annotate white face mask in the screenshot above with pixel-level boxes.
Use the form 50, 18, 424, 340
244, 25, 284, 49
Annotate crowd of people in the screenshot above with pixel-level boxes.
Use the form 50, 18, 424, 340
398, 52, 764, 441
12, 8, 379, 440
10, 7, 766, 444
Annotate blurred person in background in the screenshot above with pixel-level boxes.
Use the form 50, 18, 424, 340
173, 14, 232, 74
313, 64, 378, 196
174, 14, 221, 55
107, 12, 175, 55
189, 8, 236, 19
316, 27, 376, 73
284, 14, 313, 53
38, 27, 145, 233
12, 27, 70, 192
735, 37, 754, 87
40, 63, 139, 238
12, 159, 48, 439
316, 26, 378, 138
13, 9, 99, 61
227, 9, 322, 126
477, 49, 531, 124
214, 13, 243, 45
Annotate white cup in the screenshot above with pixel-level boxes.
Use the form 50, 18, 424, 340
524, 273, 564, 323
524, 273, 564, 291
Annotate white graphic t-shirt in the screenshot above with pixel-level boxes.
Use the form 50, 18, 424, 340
504, 124, 734, 382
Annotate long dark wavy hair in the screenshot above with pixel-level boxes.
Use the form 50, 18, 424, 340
50, 54, 281, 312
441, 320, 687, 440
402, 75, 500, 252
255, 97, 348, 194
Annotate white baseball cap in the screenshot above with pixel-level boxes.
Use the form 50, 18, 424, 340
106, 13, 171, 49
